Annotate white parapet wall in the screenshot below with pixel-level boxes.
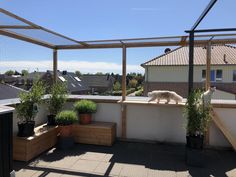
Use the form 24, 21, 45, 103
3, 96, 236, 148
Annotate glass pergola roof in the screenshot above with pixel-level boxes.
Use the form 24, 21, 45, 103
1, 8, 236, 50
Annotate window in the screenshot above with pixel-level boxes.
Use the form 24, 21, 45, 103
210, 70, 215, 82
216, 70, 223, 81
74, 76, 81, 82
233, 70, 236, 81
202, 70, 206, 80
58, 76, 66, 82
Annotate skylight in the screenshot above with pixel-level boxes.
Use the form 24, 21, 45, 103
59, 76, 66, 82
74, 77, 81, 82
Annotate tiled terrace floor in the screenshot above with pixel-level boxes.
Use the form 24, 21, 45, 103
14, 141, 236, 177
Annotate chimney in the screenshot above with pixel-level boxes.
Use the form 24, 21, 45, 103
223, 54, 228, 64
62, 70, 67, 75
164, 48, 171, 53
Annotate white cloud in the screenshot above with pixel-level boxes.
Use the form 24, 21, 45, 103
0, 60, 144, 74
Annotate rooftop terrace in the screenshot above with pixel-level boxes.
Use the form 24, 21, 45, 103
14, 142, 236, 177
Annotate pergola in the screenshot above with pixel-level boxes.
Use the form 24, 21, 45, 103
0, 0, 236, 138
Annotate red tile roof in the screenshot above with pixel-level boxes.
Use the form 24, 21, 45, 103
141, 45, 236, 67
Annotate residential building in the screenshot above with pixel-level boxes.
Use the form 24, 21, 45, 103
0, 83, 25, 100
141, 45, 236, 99
81, 74, 115, 94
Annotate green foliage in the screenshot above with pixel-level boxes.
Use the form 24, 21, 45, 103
16, 80, 45, 122
47, 82, 67, 115
184, 89, 211, 136
21, 69, 29, 76
74, 100, 97, 114
112, 88, 135, 96
113, 81, 121, 91
135, 88, 143, 96
95, 72, 104, 75
55, 110, 78, 126
128, 79, 138, 88
5, 70, 15, 76
75, 70, 82, 77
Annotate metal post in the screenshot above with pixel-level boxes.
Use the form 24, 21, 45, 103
53, 49, 58, 83
188, 31, 194, 94
122, 45, 127, 101
206, 42, 211, 90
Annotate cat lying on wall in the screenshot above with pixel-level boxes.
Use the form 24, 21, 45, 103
148, 90, 183, 104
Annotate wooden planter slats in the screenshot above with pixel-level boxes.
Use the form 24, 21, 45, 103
73, 122, 116, 146
13, 121, 116, 162
13, 124, 59, 162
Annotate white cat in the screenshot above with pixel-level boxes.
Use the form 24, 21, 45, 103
201, 87, 216, 107
148, 90, 183, 104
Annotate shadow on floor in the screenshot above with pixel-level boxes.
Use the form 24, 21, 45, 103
14, 141, 236, 177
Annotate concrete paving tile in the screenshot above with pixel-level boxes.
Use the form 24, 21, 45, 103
61, 174, 85, 177
109, 163, 124, 176
176, 171, 191, 177
119, 164, 148, 177
69, 159, 100, 173
48, 156, 80, 169
102, 153, 113, 162
43, 172, 63, 177
157, 170, 176, 177
16, 169, 43, 177
226, 168, 236, 177
94, 161, 111, 175
147, 169, 159, 177
80, 152, 107, 161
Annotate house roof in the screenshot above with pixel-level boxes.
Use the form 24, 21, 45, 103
0, 83, 25, 100
57, 71, 90, 93
81, 75, 115, 88
141, 45, 236, 67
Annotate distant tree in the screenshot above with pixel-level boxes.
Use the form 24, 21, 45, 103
113, 81, 121, 91
129, 79, 138, 88
4, 70, 15, 76
21, 69, 29, 76
75, 70, 82, 77
95, 72, 104, 75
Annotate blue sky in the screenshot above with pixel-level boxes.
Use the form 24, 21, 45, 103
0, 0, 236, 74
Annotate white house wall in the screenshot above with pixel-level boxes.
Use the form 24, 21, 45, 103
146, 65, 236, 83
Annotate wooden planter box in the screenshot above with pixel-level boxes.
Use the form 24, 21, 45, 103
13, 124, 59, 162
73, 122, 116, 146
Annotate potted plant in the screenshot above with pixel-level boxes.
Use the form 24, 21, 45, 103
46, 82, 67, 125
55, 110, 78, 149
184, 89, 211, 166
16, 81, 45, 137
74, 100, 97, 124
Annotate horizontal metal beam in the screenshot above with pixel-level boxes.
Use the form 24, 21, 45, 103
0, 29, 55, 49
186, 28, 236, 33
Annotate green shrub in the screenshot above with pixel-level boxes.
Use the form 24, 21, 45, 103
184, 89, 211, 136
47, 82, 67, 115
55, 110, 78, 126
16, 80, 45, 122
135, 88, 143, 96
74, 100, 97, 114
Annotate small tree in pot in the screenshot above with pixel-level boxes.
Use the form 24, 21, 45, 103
184, 89, 212, 166
74, 100, 97, 124
46, 82, 67, 125
16, 81, 45, 137
184, 89, 211, 148
55, 110, 78, 149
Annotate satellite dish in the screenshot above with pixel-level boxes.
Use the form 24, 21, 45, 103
164, 48, 171, 53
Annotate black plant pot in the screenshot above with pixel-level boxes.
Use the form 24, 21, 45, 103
186, 135, 204, 149
17, 121, 35, 137
186, 135, 205, 167
47, 114, 56, 126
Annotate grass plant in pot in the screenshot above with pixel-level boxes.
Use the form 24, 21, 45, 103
184, 89, 211, 166
74, 100, 97, 124
55, 110, 78, 149
46, 82, 67, 126
16, 81, 45, 137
